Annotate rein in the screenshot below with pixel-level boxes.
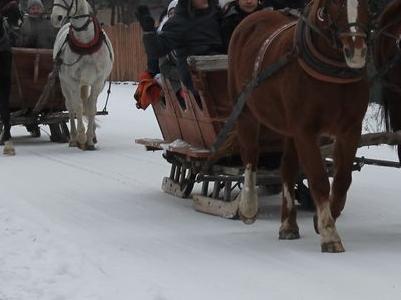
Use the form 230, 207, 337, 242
69, 14, 91, 31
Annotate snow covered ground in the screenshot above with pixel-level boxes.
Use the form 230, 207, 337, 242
1, 83, 401, 300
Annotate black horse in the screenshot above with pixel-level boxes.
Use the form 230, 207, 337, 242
0, 0, 21, 155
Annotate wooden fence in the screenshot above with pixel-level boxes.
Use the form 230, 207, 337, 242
103, 23, 147, 82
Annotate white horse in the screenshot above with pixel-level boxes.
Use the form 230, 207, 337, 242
51, 0, 114, 150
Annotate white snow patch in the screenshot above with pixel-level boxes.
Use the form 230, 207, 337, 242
1, 83, 401, 300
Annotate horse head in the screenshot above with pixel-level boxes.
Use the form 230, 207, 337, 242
51, 0, 88, 28
313, 0, 370, 68
0, 0, 22, 27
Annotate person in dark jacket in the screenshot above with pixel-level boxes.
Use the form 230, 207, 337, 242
262, 0, 306, 9
0, 0, 15, 151
136, 0, 224, 94
16, 0, 57, 49
221, 0, 262, 52
1, 0, 21, 46
17, 0, 57, 136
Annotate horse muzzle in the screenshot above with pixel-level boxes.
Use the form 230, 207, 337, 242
339, 33, 367, 69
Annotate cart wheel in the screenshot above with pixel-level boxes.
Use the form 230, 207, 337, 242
295, 180, 315, 211
49, 122, 69, 143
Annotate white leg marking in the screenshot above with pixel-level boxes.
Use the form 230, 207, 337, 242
318, 201, 341, 244
238, 164, 258, 221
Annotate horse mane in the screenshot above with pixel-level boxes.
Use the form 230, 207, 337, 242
377, 0, 401, 27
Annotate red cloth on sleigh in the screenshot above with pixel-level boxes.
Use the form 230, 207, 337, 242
134, 72, 161, 110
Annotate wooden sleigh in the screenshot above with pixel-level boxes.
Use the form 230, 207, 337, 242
136, 55, 401, 218
2, 47, 70, 142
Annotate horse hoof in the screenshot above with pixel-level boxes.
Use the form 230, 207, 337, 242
3, 149, 16, 156
3, 142, 15, 156
313, 214, 320, 234
279, 229, 300, 240
69, 141, 78, 147
321, 241, 345, 253
239, 211, 257, 225
86, 144, 96, 151
77, 143, 87, 150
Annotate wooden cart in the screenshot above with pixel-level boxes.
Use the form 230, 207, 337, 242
1, 47, 70, 142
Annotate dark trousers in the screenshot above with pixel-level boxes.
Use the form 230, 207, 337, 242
0, 50, 12, 141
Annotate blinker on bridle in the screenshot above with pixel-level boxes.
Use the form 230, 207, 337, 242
52, 0, 79, 24
52, 0, 91, 30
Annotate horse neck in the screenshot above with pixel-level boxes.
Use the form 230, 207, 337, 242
69, 1, 93, 43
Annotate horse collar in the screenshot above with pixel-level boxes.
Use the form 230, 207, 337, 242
67, 17, 105, 55
295, 18, 364, 84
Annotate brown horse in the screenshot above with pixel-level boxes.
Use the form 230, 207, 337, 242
228, 0, 370, 252
374, 0, 401, 162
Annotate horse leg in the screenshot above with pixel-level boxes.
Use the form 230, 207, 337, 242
279, 138, 300, 240
0, 51, 15, 156
237, 107, 260, 224
68, 112, 78, 147
60, 81, 78, 147
294, 134, 344, 253
75, 85, 90, 150
330, 129, 361, 220
84, 83, 102, 150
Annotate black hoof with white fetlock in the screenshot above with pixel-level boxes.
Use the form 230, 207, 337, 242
321, 241, 345, 253
238, 210, 257, 225
279, 229, 300, 240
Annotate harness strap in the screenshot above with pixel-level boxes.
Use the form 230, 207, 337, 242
296, 17, 364, 83
210, 51, 294, 154
253, 21, 297, 77
68, 17, 105, 55
70, 14, 91, 31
